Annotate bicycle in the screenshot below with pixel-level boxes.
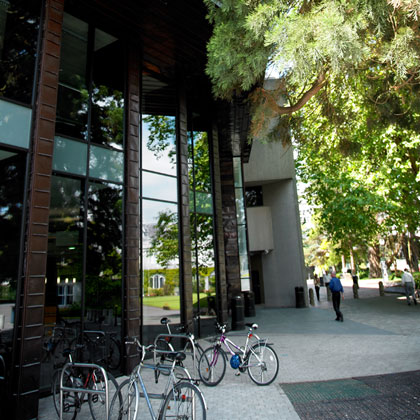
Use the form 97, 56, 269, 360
198, 322, 279, 386
43, 319, 79, 368
109, 337, 207, 419
71, 327, 121, 371
51, 345, 121, 420
155, 317, 204, 376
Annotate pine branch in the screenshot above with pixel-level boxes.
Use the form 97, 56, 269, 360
256, 71, 327, 115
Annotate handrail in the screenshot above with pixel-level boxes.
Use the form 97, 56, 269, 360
59, 362, 109, 420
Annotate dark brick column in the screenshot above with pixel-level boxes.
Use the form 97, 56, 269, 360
178, 85, 193, 329
11, 1, 64, 418
218, 105, 242, 306
210, 123, 228, 323
123, 45, 141, 373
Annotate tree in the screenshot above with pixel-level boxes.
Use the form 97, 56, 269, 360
294, 67, 420, 271
204, 0, 420, 115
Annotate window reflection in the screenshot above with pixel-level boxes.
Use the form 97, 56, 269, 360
0, 0, 40, 104
142, 171, 177, 202
89, 145, 123, 183
0, 148, 25, 323
90, 29, 124, 150
142, 200, 180, 325
233, 157, 250, 292
142, 115, 176, 175
189, 130, 216, 321
56, 13, 89, 140
46, 176, 84, 320
86, 181, 122, 323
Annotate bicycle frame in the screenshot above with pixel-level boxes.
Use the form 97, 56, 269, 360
126, 344, 201, 420
59, 362, 110, 420
215, 325, 268, 368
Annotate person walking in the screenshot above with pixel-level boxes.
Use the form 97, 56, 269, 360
329, 270, 344, 321
401, 267, 417, 306
314, 274, 321, 302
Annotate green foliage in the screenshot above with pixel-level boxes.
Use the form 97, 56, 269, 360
148, 211, 179, 268
203, 0, 272, 98
413, 272, 420, 289
294, 65, 420, 263
143, 114, 176, 164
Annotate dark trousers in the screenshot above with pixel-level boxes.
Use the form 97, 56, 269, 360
332, 291, 343, 319
315, 286, 320, 301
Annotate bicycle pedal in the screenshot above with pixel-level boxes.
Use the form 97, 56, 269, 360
235, 372, 241, 376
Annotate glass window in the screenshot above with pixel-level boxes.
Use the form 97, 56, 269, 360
233, 157, 243, 188
56, 13, 89, 140
0, 148, 25, 313
245, 186, 263, 207
142, 115, 176, 176
0, 99, 32, 149
86, 181, 122, 320
142, 171, 177, 202
233, 157, 250, 292
53, 136, 87, 175
0, 0, 41, 104
89, 145, 123, 183
46, 175, 84, 319
142, 199, 180, 327
189, 128, 217, 322
90, 29, 124, 150
235, 188, 246, 225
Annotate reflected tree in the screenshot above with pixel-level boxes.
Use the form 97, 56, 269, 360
86, 183, 122, 310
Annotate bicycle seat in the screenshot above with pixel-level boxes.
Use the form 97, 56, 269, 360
245, 323, 258, 329
165, 351, 186, 362
160, 317, 170, 325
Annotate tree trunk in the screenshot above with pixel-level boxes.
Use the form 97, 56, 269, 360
368, 245, 381, 278
341, 254, 346, 274
349, 247, 356, 273
409, 233, 419, 272
401, 233, 419, 271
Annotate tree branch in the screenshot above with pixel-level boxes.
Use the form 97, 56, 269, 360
257, 72, 327, 115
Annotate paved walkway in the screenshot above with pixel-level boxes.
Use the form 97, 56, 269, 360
39, 279, 420, 419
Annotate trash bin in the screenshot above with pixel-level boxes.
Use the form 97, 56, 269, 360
243, 291, 256, 317
207, 296, 216, 315
231, 295, 245, 330
295, 286, 305, 308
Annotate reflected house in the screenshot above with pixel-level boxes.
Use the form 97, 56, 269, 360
0, 1, 306, 419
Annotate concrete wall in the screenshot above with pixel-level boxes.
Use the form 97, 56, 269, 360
243, 139, 307, 307
247, 206, 274, 252
244, 138, 295, 184
261, 180, 307, 307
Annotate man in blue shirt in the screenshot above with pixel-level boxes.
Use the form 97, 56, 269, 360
329, 270, 344, 322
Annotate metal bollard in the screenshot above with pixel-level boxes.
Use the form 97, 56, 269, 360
309, 288, 315, 306
352, 284, 359, 299
378, 281, 384, 296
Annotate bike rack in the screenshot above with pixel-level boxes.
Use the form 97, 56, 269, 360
153, 333, 198, 374
59, 362, 109, 420
0, 354, 5, 381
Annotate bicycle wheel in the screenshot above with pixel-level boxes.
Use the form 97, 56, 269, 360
247, 343, 279, 386
53, 336, 72, 368
107, 338, 121, 370
88, 369, 121, 420
52, 369, 81, 420
109, 378, 139, 420
159, 381, 206, 420
69, 335, 91, 364
198, 346, 226, 386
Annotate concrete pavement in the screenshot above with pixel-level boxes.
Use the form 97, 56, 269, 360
39, 278, 420, 419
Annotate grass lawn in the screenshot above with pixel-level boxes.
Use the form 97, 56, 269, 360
143, 293, 213, 311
